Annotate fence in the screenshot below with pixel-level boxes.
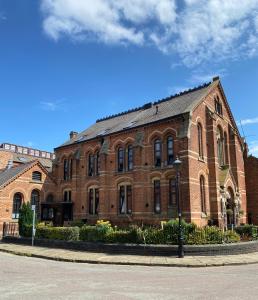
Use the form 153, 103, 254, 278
2, 222, 19, 237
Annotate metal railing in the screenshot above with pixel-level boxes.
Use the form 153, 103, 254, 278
2, 222, 19, 237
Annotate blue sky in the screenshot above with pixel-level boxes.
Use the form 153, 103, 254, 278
1, 0, 258, 155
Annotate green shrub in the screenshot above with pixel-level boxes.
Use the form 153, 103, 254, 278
80, 225, 106, 242
18, 202, 36, 237
70, 219, 85, 228
223, 230, 240, 243
162, 219, 196, 244
235, 225, 258, 239
142, 228, 165, 244
104, 230, 135, 243
36, 226, 80, 241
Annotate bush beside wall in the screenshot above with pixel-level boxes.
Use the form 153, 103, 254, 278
36, 226, 80, 241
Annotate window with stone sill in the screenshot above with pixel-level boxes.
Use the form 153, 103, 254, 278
117, 147, 124, 172
200, 175, 206, 214
169, 178, 177, 207
154, 139, 162, 168
12, 193, 23, 219
119, 185, 132, 214
89, 188, 99, 215
64, 190, 72, 202
167, 136, 174, 165
154, 180, 161, 213
197, 123, 204, 160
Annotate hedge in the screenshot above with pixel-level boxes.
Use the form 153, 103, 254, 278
18, 219, 242, 245
235, 225, 258, 239
36, 226, 80, 241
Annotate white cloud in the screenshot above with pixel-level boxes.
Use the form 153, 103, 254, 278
40, 99, 66, 111
41, 0, 258, 67
0, 12, 6, 21
248, 140, 258, 157
238, 117, 258, 126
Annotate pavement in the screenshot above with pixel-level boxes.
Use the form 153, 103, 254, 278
1, 242, 258, 267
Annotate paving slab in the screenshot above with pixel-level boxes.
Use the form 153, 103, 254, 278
1, 242, 258, 267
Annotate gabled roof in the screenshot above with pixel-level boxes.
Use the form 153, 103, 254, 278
0, 160, 54, 189
57, 80, 216, 149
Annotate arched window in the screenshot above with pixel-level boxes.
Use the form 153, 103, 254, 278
169, 178, 176, 207
89, 188, 99, 215
32, 171, 42, 181
217, 127, 224, 167
197, 123, 204, 159
119, 185, 132, 214
127, 145, 133, 171
69, 158, 73, 179
200, 176, 206, 213
12, 193, 23, 219
88, 154, 95, 176
167, 136, 174, 165
154, 180, 161, 213
118, 147, 124, 172
63, 159, 68, 180
154, 139, 162, 167
96, 152, 100, 175
215, 96, 223, 116
31, 189, 40, 219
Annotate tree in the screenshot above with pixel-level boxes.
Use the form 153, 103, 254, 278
18, 202, 36, 237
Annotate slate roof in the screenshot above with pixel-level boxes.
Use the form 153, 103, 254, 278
0, 150, 52, 170
0, 162, 35, 188
57, 80, 216, 149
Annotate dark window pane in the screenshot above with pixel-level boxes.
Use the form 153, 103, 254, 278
167, 137, 174, 165
169, 179, 176, 207
89, 189, 94, 214
95, 189, 99, 214
128, 146, 133, 170
64, 159, 68, 180
200, 176, 206, 213
154, 140, 161, 167
119, 186, 126, 214
12, 193, 22, 219
198, 124, 203, 159
127, 186, 132, 213
118, 148, 124, 172
154, 180, 161, 213
88, 155, 95, 176
32, 171, 42, 181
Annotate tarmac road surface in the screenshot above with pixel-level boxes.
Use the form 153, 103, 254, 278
1, 252, 258, 300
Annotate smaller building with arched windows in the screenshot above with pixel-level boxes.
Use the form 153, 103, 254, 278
0, 160, 56, 230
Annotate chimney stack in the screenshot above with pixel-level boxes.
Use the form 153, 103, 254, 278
213, 76, 220, 82
70, 131, 78, 140
155, 105, 159, 115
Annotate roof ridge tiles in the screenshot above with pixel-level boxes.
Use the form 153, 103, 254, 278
96, 82, 211, 123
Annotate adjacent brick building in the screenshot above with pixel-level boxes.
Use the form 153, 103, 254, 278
0, 144, 56, 229
44, 77, 247, 227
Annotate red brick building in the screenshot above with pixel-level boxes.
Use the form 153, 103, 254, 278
46, 77, 246, 227
0, 143, 56, 229
244, 152, 258, 225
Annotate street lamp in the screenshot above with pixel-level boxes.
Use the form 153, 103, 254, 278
173, 157, 184, 258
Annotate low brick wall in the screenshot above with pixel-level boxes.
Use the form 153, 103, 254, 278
2, 236, 258, 256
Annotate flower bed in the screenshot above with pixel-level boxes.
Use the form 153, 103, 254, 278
22, 219, 242, 245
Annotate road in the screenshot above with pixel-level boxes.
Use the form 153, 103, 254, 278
1, 252, 258, 299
